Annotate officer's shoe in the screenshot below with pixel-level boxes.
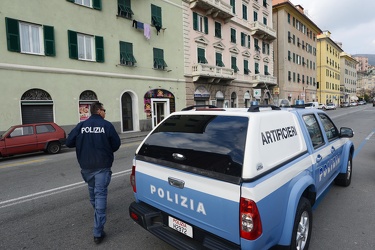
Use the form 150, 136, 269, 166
94, 232, 106, 244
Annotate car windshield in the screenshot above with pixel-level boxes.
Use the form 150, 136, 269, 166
1, 126, 14, 139
138, 114, 248, 178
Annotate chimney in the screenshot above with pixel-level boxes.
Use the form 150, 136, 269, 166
295, 5, 304, 14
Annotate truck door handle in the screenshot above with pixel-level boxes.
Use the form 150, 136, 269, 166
168, 177, 185, 189
331, 146, 335, 154
316, 154, 322, 163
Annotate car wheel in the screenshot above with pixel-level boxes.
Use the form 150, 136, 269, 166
334, 154, 352, 187
47, 142, 61, 154
290, 197, 312, 250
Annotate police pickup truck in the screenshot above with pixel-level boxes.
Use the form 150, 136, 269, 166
129, 104, 354, 250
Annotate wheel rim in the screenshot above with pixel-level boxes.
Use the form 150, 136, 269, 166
347, 159, 352, 181
296, 211, 309, 250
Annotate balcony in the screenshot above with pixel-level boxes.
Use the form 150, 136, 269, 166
192, 64, 235, 84
250, 21, 276, 41
251, 74, 277, 86
189, 0, 234, 22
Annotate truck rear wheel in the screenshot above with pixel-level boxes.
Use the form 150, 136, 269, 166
290, 197, 312, 250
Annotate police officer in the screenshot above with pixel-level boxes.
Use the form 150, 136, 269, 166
66, 102, 121, 244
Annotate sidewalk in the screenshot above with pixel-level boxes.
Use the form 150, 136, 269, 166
119, 130, 150, 144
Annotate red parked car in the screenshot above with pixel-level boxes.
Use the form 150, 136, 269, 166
0, 122, 66, 157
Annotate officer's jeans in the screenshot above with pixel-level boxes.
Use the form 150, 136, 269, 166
81, 168, 112, 237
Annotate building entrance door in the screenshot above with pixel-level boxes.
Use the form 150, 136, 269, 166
151, 99, 169, 128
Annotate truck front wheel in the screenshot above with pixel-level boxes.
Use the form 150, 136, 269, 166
290, 197, 312, 250
334, 154, 352, 187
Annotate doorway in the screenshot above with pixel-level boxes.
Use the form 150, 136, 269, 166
151, 98, 169, 128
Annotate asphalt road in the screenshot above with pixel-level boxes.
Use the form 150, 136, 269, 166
0, 105, 374, 250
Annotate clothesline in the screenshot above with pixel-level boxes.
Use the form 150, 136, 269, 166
132, 19, 162, 40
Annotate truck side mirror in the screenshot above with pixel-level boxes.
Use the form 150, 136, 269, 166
340, 127, 354, 138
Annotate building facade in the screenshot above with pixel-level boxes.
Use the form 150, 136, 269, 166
354, 56, 369, 73
316, 31, 343, 106
0, 0, 185, 133
272, 1, 321, 106
340, 52, 358, 103
183, 0, 277, 108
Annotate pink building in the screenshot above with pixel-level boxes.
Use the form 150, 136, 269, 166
354, 56, 369, 72
183, 0, 277, 107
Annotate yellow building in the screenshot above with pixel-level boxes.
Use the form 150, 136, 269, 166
317, 31, 343, 106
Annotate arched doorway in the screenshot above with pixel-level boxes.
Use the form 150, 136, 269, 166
144, 89, 175, 128
121, 92, 133, 132
21, 89, 53, 124
79, 90, 98, 121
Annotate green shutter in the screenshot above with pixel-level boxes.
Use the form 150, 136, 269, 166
93, 0, 102, 10
244, 60, 249, 74
95, 36, 104, 62
68, 30, 78, 59
204, 16, 208, 34
151, 4, 162, 27
43, 25, 55, 56
66, 0, 74, 3
247, 35, 251, 48
193, 12, 198, 31
5, 17, 20, 52
241, 33, 245, 47
120, 41, 136, 64
197, 48, 207, 64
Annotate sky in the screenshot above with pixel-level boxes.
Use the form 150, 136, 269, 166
290, 0, 375, 55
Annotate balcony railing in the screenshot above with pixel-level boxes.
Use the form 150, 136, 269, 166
192, 64, 235, 84
189, 0, 234, 21
250, 21, 277, 41
251, 74, 277, 85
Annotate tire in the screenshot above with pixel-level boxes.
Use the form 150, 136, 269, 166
290, 197, 312, 250
334, 154, 352, 187
47, 142, 61, 154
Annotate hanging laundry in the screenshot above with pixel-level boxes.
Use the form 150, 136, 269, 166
155, 23, 162, 35
132, 20, 137, 28
137, 21, 144, 30
144, 23, 151, 40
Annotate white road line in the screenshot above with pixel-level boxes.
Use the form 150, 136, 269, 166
0, 169, 132, 209
365, 131, 374, 140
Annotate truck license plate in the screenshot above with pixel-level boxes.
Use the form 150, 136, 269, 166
168, 216, 193, 238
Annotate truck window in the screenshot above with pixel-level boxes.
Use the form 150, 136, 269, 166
138, 115, 248, 177
318, 113, 339, 141
302, 114, 324, 148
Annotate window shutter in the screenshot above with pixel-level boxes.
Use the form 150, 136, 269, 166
93, 0, 102, 10
66, 0, 74, 2
193, 12, 198, 31
244, 60, 249, 74
68, 30, 78, 59
5, 17, 20, 52
151, 4, 162, 27
95, 36, 104, 62
241, 33, 245, 46
43, 25, 55, 56
204, 17, 208, 34
247, 35, 251, 48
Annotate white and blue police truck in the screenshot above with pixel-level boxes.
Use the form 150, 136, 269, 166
129, 104, 354, 250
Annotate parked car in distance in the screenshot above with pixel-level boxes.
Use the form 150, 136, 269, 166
0, 122, 66, 157
358, 101, 365, 105
326, 103, 336, 110
340, 102, 349, 108
318, 103, 326, 110
350, 102, 358, 106
305, 102, 319, 109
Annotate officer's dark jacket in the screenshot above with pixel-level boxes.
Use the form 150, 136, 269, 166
66, 114, 121, 170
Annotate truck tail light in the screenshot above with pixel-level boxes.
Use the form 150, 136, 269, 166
130, 165, 136, 193
240, 197, 262, 240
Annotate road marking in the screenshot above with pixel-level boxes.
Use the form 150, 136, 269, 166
354, 130, 375, 159
0, 169, 132, 209
0, 159, 46, 169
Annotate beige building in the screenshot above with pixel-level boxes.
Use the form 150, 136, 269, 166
316, 31, 343, 106
183, 0, 277, 108
340, 52, 358, 103
272, 0, 321, 105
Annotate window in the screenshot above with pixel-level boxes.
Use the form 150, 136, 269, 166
244, 60, 250, 74
288, 50, 291, 61
242, 4, 247, 20
241, 33, 246, 47
120, 41, 136, 66
215, 22, 221, 38
318, 114, 339, 141
10, 126, 34, 137
264, 65, 269, 75
36, 124, 55, 134
231, 28, 236, 43
151, 4, 162, 28
153, 48, 167, 69
254, 38, 260, 51
263, 17, 267, 25
288, 71, 291, 81
216, 53, 225, 67
230, 0, 235, 14
302, 114, 324, 148
68, 30, 104, 62
247, 35, 251, 48
288, 13, 291, 23
231, 57, 239, 73
5, 18, 55, 56
118, 0, 133, 19
198, 48, 208, 64
253, 11, 258, 21
255, 62, 259, 74
193, 12, 208, 34
263, 0, 268, 8
67, 0, 102, 10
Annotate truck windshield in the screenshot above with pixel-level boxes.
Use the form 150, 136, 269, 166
138, 114, 248, 178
